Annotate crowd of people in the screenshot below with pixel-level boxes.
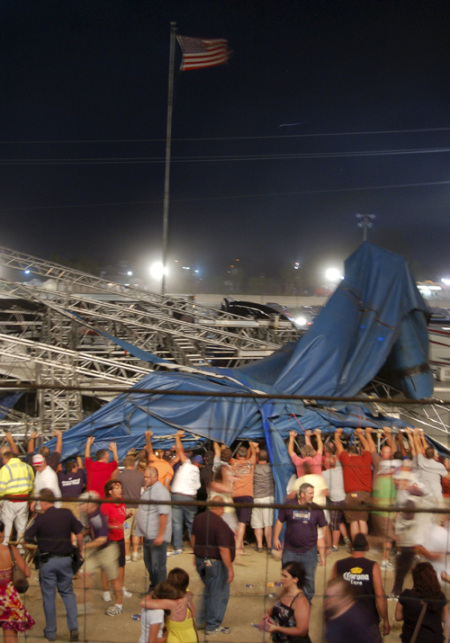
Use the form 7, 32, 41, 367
0, 425, 447, 641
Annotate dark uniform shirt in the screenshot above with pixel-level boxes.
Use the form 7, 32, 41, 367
25, 506, 83, 555
191, 510, 235, 562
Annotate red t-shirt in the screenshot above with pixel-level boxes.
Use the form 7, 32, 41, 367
339, 450, 372, 493
85, 458, 118, 498
101, 501, 126, 541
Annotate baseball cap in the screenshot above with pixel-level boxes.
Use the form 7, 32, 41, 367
32, 454, 45, 466
192, 455, 204, 465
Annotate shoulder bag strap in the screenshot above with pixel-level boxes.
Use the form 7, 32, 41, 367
410, 601, 427, 643
8, 545, 17, 569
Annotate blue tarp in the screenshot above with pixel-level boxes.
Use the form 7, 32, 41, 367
47, 243, 433, 498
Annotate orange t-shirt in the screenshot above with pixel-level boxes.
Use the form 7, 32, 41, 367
231, 458, 254, 498
148, 455, 174, 487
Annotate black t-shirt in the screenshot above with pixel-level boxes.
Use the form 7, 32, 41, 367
25, 506, 83, 555
399, 588, 446, 643
191, 510, 235, 562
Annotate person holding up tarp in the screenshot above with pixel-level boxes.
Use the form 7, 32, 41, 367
335, 428, 372, 542
84, 437, 118, 498
230, 441, 258, 556
169, 432, 201, 557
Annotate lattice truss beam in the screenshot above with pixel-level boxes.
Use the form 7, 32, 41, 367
0, 280, 286, 365
0, 244, 300, 341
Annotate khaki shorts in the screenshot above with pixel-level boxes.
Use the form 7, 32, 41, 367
250, 496, 274, 529
123, 509, 137, 540
344, 490, 371, 523
82, 542, 119, 581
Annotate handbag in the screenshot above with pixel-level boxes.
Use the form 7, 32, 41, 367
71, 546, 84, 575
8, 546, 29, 594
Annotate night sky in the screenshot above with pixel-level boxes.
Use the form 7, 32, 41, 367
1, 1, 449, 283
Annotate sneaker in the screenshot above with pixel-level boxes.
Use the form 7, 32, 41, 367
106, 604, 123, 616
123, 587, 133, 598
102, 591, 112, 602
205, 626, 231, 634
380, 560, 395, 571
332, 545, 339, 552
125, 555, 131, 563
167, 549, 183, 557
131, 552, 139, 562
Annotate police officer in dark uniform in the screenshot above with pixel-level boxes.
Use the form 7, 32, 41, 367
25, 488, 83, 642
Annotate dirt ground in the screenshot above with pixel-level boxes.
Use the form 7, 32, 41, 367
18, 544, 409, 643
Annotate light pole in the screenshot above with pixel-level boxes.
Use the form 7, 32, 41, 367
356, 213, 376, 241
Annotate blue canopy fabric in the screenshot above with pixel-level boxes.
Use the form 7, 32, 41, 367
47, 243, 432, 499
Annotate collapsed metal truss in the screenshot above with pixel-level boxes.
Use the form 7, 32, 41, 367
0, 245, 302, 440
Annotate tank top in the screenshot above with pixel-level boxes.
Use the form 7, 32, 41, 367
335, 557, 378, 625
271, 592, 311, 642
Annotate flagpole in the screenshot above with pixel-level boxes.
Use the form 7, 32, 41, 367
161, 22, 177, 296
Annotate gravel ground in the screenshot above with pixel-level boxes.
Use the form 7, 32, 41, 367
17, 544, 411, 643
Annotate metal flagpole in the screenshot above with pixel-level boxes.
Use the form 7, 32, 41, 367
161, 22, 177, 296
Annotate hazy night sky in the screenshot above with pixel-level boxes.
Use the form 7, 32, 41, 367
1, 1, 449, 283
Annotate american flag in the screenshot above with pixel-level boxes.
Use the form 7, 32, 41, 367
176, 35, 230, 71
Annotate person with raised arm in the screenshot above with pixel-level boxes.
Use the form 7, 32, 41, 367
288, 429, 323, 478
145, 431, 174, 490
84, 436, 118, 498
27, 429, 63, 472
169, 431, 201, 557
334, 427, 372, 541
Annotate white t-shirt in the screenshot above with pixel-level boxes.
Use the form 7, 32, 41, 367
34, 466, 61, 508
140, 608, 164, 642
418, 522, 450, 586
322, 463, 346, 502
416, 453, 447, 498
171, 460, 201, 496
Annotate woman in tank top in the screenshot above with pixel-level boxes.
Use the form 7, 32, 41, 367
257, 561, 311, 642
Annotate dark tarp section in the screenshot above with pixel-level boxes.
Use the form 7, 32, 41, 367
47, 243, 432, 499
0, 392, 24, 420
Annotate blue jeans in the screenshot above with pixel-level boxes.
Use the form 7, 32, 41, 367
143, 538, 167, 592
195, 558, 230, 631
39, 555, 78, 638
171, 494, 198, 551
282, 546, 317, 603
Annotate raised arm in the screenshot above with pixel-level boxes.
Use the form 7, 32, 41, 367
109, 441, 119, 464
383, 426, 395, 451
364, 427, 377, 452
248, 441, 258, 465
314, 429, 323, 455
27, 431, 38, 455
287, 430, 298, 459
334, 428, 344, 457
174, 431, 188, 464
85, 435, 95, 459
413, 428, 425, 456
405, 427, 416, 457
146, 430, 155, 459
54, 429, 63, 455
355, 427, 370, 452
4, 432, 19, 456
